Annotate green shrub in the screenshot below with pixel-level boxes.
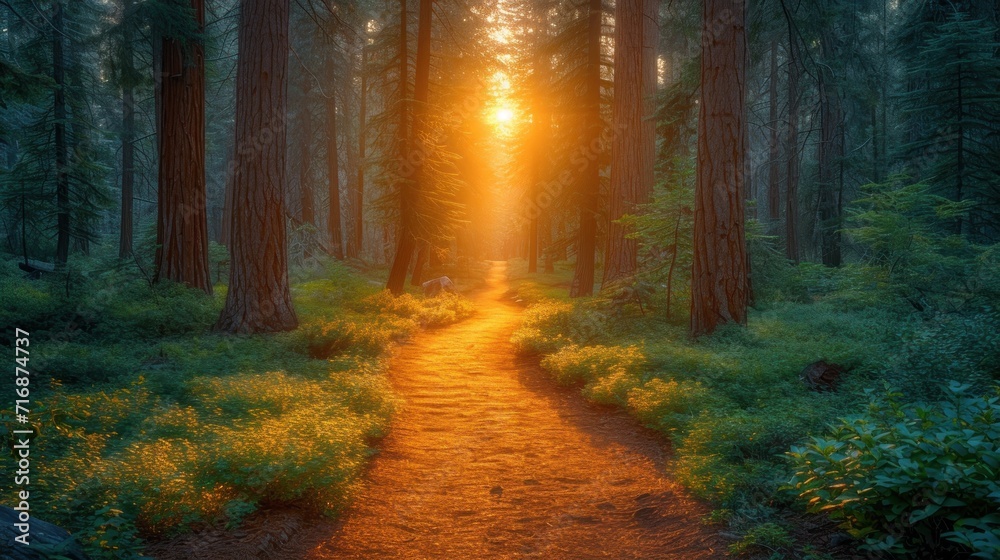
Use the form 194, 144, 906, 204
541, 344, 645, 385
295, 319, 399, 359
33, 342, 149, 385
627, 378, 710, 435
884, 310, 1000, 399
728, 522, 794, 556
87, 281, 219, 339
787, 383, 1000, 557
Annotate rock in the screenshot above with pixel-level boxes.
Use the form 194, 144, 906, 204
799, 360, 845, 392
489, 485, 503, 497
422, 276, 456, 297
0, 506, 89, 560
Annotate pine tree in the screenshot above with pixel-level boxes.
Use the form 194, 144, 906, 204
691, 0, 749, 337
899, 13, 1000, 240
216, 0, 297, 333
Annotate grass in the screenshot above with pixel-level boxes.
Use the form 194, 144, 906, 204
505, 257, 999, 557
0, 254, 480, 558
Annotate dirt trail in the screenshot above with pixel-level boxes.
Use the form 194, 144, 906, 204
290, 261, 722, 559
150, 261, 724, 559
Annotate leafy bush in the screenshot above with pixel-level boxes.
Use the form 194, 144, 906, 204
0, 253, 481, 557
728, 522, 794, 556
787, 383, 1000, 557
541, 344, 645, 385
511, 301, 576, 354
883, 310, 1000, 399
627, 378, 711, 435
296, 319, 398, 359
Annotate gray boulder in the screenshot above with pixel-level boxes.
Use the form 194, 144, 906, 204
422, 276, 456, 297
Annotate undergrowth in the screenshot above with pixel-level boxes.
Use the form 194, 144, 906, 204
507, 258, 1000, 558
0, 254, 478, 558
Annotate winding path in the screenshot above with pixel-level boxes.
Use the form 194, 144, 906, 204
296, 261, 722, 559
149, 261, 723, 559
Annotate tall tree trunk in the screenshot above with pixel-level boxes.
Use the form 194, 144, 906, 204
690, 0, 748, 337
603, 0, 658, 288
216, 0, 297, 333
785, 39, 800, 263
527, 6, 550, 274
406, 0, 432, 288
817, 67, 842, 267
119, 0, 135, 259
154, 0, 212, 293
353, 44, 367, 259
411, 242, 428, 285
767, 40, 781, 224
569, 0, 603, 298
299, 81, 315, 227
386, 0, 414, 295
220, 147, 234, 246
542, 212, 555, 273
327, 55, 344, 260
53, 2, 69, 267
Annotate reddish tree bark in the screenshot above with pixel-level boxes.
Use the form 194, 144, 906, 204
569, 0, 603, 298
603, 0, 658, 288
690, 0, 749, 337
154, 0, 212, 294
216, 0, 297, 334
405, 0, 433, 288
386, 0, 415, 295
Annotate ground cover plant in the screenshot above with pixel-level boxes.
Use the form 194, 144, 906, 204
507, 254, 1000, 558
0, 253, 477, 558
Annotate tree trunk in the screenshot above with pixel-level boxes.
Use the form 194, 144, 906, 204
298, 80, 315, 226
355, 45, 367, 259
817, 68, 842, 267
53, 2, 69, 267
220, 148, 234, 247
527, 4, 551, 275
154, 0, 212, 293
119, 0, 135, 259
385, 0, 415, 295
411, 242, 428, 286
603, 0, 657, 288
569, 0, 603, 298
690, 0, 748, 337
327, 55, 344, 260
767, 40, 781, 223
404, 0, 432, 288
216, 0, 297, 334
785, 39, 800, 263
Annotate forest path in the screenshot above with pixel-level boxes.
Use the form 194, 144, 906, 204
290, 261, 722, 559
148, 261, 723, 559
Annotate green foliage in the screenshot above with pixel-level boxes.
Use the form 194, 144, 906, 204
898, 13, 1000, 237
0, 254, 478, 556
882, 310, 1000, 399
627, 378, 710, 435
847, 176, 983, 308
788, 383, 1000, 557
728, 522, 794, 556
540, 344, 646, 406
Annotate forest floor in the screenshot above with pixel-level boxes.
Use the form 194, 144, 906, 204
150, 261, 724, 559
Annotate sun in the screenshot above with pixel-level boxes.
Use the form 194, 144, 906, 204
494, 107, 515, 123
